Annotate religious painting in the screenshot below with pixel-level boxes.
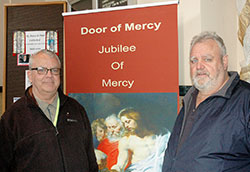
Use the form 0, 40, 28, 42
13, 31, 25, 54
69, 92, 177, 171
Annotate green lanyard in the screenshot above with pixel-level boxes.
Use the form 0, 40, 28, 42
53, 97, 60, 126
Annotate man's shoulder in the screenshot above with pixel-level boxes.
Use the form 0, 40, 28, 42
6, 96, 28, 111
238, 79, 250, 90
1, 96, 30, 121
233, 79, 250, 97
61, 94, 83, 108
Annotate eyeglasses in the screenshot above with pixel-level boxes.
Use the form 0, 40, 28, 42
30, 67, 61, 75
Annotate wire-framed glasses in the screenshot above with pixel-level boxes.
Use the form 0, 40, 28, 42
30, 67, 60, 75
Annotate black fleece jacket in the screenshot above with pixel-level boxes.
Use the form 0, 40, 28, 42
0, 87, 98, 172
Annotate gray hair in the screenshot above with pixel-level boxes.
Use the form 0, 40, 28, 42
105, 114, 122, 126
190, 31, 227, 58
29, 49, 61, 68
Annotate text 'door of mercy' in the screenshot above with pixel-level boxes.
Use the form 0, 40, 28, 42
80, 22, 162, 89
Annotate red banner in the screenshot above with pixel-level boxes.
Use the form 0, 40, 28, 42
63, 2, 179, 171
64, 2, 179, 94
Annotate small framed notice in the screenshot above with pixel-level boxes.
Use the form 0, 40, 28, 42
25, 31, 46, 54
17, 54, 30, 66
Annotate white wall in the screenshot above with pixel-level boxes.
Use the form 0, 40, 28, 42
201, 0, 243, 75
178, 0, 201, 85
0, 0, 244, 86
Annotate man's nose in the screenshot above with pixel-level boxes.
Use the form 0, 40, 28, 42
196, 60, 205, 70
46, 70, 53, 76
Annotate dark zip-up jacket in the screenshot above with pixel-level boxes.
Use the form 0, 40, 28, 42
0, 87, 98, 172
162, 72, 250, 172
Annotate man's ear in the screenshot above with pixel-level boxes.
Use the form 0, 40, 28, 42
27, 70, 33, 83
222, 55, 228, 70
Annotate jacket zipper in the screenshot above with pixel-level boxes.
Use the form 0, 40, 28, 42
36, 106, 66, 171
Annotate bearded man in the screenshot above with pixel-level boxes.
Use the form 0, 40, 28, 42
97, 114, 125, 170
162, 31, 250, 172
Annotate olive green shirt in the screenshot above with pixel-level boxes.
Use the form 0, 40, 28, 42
34, 93, 58, 123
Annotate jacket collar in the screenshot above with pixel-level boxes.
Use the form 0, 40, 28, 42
183, 71, 239, 105
25, 86, 68, 107
179, 72, 240, 142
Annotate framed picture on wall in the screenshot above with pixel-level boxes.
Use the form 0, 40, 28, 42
17, 54, 30, 66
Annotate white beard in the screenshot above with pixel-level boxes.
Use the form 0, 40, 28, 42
107, 129, 124, 142
192, 69, 220, 92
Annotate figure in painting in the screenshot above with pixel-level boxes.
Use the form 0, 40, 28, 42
92, 118, 107, 148
111, 108, 170, 172
97, 114, 125, 171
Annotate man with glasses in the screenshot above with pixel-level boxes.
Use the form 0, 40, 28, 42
0, 50, 98, 172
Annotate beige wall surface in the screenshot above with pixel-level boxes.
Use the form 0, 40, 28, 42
179, 0, 243, 85
0, 0, 244, 87
200, 0, 243, 75
178, 0, 202, 85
